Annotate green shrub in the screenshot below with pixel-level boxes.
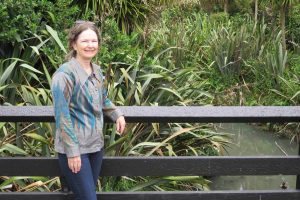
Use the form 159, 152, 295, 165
209, 12, 229, 24
0, 0, 41, 42
0, 0, 78, 43
287, 4, 300, 51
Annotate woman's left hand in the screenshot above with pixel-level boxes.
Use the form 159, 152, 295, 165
116, 116, 126, 135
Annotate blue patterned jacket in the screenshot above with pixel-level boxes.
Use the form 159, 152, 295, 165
51, 58, 123, 157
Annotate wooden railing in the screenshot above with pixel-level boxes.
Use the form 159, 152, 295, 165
0, 106, 300, 200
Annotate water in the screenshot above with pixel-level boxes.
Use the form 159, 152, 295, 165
210, 123, 298, 190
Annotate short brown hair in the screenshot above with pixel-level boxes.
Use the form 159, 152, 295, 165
65, 21, 100, 60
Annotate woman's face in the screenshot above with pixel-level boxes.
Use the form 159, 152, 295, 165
73, 28, 99, 61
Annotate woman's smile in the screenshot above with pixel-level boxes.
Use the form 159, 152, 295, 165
73, 29, 99, 61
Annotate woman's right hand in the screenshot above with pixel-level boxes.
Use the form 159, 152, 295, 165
68, 156, 81, 173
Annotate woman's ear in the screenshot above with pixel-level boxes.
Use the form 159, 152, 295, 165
72, 42, 77, 51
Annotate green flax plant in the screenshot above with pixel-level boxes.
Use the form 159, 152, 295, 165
0, 24, 67, 155
268, 51, 299, 105
246, 29, 289, 96
73, 0, 153, 34
208, 16, 289, 105
0, 176, 61, 192
100, 55, 217, 191
0, 11, 233, 191
73, 0, 176, 33
0, 25, 67, 192
146, 7, 215, 104
0, 25, 65, 105
97, 17, 231, 191
209, 21, 253, 78
265, 32, 288, 89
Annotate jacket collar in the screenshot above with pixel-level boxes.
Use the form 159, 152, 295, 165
70, 57, 102, 85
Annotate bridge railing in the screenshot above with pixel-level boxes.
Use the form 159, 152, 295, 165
0, 106, 300, 200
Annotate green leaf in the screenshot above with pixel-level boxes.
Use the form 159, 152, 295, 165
163, 176, 201, 181
154, 46, 179, 61
0, 176, 48, 189
30, 46, 40, 56
30, 37, 50, 57
0, 122, 6, 130
25, 71, 41, 83
46, 11, 56, 23
148, 65, 171, 72
134, 90, 140, 105
130, 142, 164, 152
129, 178, 168, 191
270, 89, 289, 99
46, 25, 67, 53
0, 85, 8, 92
146, 127, 196, 156
0, 143, 28, 155
158, 87, 183, 101
291, 91, 300, 100
20, 63, 43, 74
38, 88, 50, 104
120, 68, 134, 85
41, 60, 52, 86
139, 74, 164, 79
105, 136, 128, 152
24, 133, 50, 144
0, 60, 18, 85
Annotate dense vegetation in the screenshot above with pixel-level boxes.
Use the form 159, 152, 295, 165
0, 0, 299, 192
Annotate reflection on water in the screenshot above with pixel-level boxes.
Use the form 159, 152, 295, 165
210, 123, 298, 190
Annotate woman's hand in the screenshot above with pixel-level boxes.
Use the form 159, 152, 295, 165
68, 156, 81, 173
116, 116, 126, 135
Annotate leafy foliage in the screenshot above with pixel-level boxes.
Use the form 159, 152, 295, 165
287, 3, 300, 50
72, 0, 155, 34
0, 0, 299, 193
0, 0, 78, 45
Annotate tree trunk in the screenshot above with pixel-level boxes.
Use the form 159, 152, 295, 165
224, 0, 229, 13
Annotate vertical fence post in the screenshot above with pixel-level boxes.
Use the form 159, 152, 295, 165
15, 122, 24, 150
37, 123, 50, 156
60, 175, 69, 192
297, 140, 300, 189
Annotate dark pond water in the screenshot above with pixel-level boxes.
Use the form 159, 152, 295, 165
210, 123, 298, 190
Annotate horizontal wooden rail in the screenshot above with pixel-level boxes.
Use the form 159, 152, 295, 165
1, 156, 300, 176
1, 191, 300, 200
0, 106, 300, 123
0, 106, 300, 200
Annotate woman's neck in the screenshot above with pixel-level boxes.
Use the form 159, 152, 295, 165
75, 57, 92, 75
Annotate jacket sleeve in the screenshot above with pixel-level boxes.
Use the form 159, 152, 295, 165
102, 88, 124, 122
51, 72, 80, 157
101, 73, 123, 121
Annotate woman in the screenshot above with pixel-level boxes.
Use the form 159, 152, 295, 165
51, 21, 126, 200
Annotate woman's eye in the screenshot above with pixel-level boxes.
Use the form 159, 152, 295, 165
80, 40, 98, 43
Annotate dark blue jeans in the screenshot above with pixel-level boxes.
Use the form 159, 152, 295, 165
58, 150, 103, 200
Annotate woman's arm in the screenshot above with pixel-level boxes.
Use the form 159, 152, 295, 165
51, 72, 80, 157
102, 89, 126, 134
